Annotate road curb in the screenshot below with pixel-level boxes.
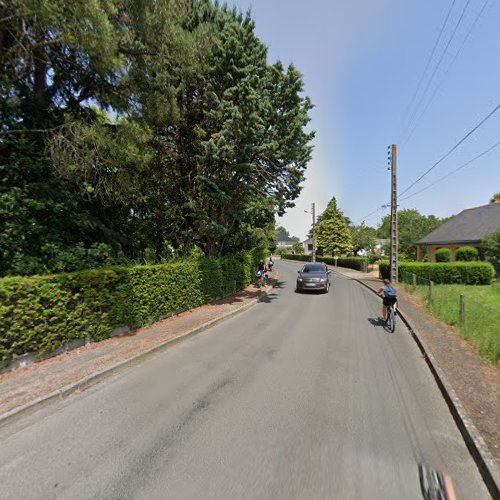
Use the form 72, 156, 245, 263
0, 282, 276, 430
342, 271, 500, 499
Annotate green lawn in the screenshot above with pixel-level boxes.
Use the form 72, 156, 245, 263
403, 282, 500, 363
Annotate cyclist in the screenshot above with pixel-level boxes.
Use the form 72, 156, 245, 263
255, 260, 266, 288
268, 257, 274, 272
378, 278, 398, 321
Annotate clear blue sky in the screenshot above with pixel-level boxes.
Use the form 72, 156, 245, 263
227, 0, 500, 240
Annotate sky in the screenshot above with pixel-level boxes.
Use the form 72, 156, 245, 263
226, 0, 500, 240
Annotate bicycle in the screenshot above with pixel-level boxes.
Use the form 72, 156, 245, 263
385, 301, 397, 333
254, 270, 264, 288
418, 463, 456, 500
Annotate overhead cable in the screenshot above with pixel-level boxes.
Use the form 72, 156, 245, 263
400, 0, 457, 133
403, 0, 490, 146
399, 100, 500, 198
399, 137, 500, 203
402, 0, 472, 142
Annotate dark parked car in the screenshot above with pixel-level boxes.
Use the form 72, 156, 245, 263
296, 262, 331, 293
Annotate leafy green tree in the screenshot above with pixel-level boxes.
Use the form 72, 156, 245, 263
1, 0, 315, 274
0, 0, 128, 275
490, 192, 500, 203
291, 237, 303, 254
316, 197, 352, 255
482, 230, 500, 260
167, 6, 314, 256
377, 209, 446, 260
350, 223, 376, 255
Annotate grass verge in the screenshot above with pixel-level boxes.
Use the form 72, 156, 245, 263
403, 283, 499, 364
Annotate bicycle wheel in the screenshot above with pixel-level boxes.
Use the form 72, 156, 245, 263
388, 307, 396, 333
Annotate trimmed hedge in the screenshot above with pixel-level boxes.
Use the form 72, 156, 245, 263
281, 254, 312, 262
435, 248, 451, 262
378, 260, 494, 285
456, 246, 479, 261
282, 254, 367, 271
0, 249, 267, 365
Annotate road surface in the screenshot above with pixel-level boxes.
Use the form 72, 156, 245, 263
0, 260, 490, 499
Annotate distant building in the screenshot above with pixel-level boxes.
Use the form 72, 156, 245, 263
416, 203, 500, 261
373, 239, 389, 255
302, 238, 314, 255
276, 233, 296, 250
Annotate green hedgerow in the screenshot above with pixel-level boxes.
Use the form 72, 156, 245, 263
0, 249, 268, 365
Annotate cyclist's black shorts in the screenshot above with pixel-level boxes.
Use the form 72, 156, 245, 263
383, 296, 397, 306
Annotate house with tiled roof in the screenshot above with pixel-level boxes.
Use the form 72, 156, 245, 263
416, 202, 500, 261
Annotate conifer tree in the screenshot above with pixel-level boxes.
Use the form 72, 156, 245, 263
316, 197, 352, 255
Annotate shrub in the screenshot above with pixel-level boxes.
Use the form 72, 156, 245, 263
456, 246, 478, 261
435, 248, 451, 262
379, 260, 390, 279
0, 249, 267, 365
367, 253, 383, 264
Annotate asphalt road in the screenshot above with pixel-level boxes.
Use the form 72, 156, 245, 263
0, 260, 491, 499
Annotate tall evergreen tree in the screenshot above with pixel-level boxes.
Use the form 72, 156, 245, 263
1, 0, 315, 273
316, 197, 352, 256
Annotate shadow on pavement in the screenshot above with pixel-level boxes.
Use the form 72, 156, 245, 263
272, 280, 286, 289
368, 317, 389, 328
259, 293, 279, 304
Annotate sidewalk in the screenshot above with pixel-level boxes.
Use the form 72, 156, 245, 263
332, 265, 500, 491
0, 278, 278, 426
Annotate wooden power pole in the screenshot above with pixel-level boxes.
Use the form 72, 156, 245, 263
312, 202, 316, 262
389, 144, 398, 283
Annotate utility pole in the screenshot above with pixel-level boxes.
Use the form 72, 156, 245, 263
312, 202, 316, 262
388, 144, 398, 283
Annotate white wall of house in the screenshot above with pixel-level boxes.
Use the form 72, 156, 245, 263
302, 238, 313, 255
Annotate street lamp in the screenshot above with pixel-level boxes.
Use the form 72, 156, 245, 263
304, 203, 316, 262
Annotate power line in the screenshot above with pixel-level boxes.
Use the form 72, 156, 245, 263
399, 137, 500, 203
400, 0, 457, 133
402, 0, 472, 142
399, 100, 500, 198
353, 205, 389, 225
403, 0, 490, 146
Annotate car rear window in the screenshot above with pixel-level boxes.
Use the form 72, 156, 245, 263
302, 264, 326, 273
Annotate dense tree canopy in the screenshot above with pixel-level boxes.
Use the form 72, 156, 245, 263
0, 0, 314, 275
377, 209, 447, 259
350, 223, 376, 255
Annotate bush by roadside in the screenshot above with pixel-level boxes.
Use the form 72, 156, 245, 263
0, 249, 267, 366
378, 260, 494, 285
